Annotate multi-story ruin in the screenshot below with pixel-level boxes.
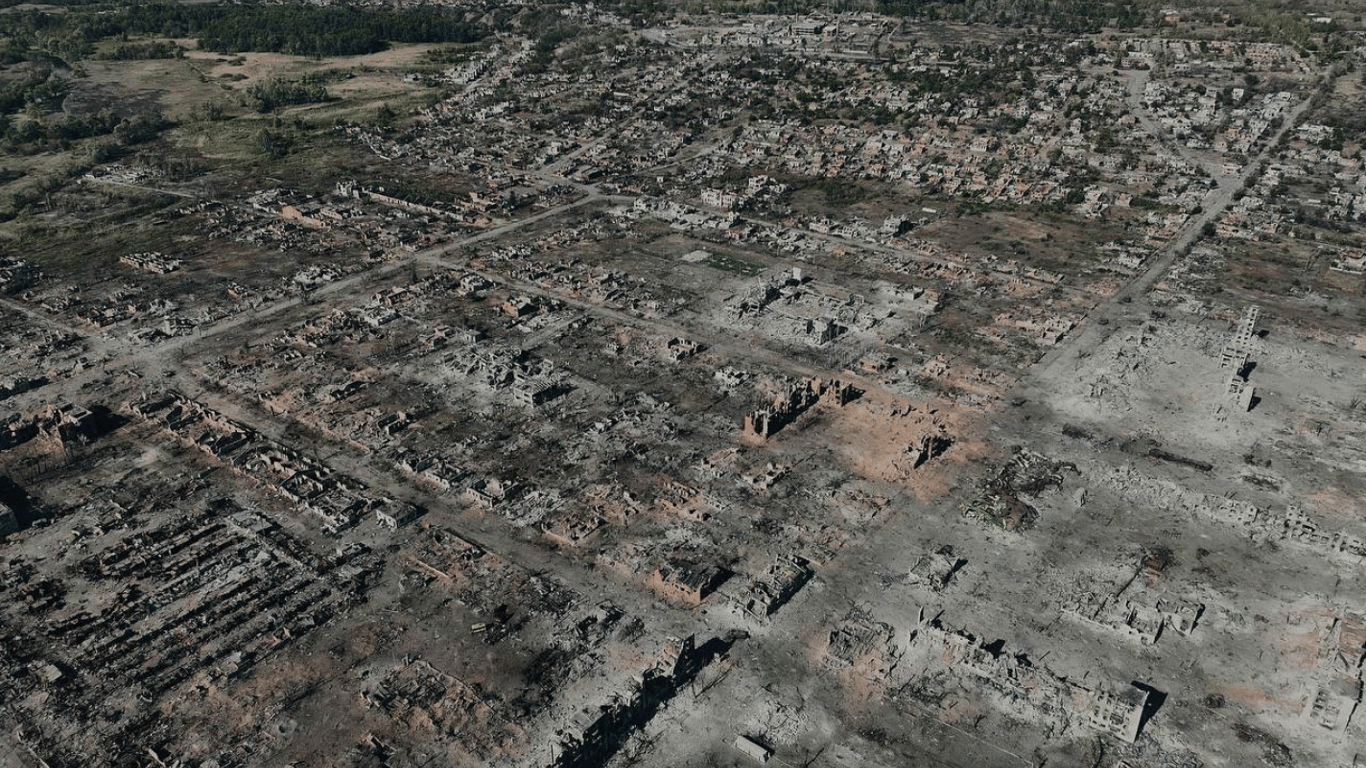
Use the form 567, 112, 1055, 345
743, 377, 856, 439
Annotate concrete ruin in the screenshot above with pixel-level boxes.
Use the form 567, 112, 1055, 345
909, 612, 1154, 743
1218, 305, 1261, 411
743, 377, 856, 439
906, 546, 963, 592
731, 554, 814, 620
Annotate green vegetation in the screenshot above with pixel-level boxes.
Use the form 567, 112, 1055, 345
0, 2, 486, 164
246, 77, 330, 113
1, 108, 169, 156
12, 197, 195, 272
703, 252, 765, 277
94, 40, 184, 61
0, 2, 464, 228
1130, 194, 1181, 214
0, 3, 488, 61
184, 5, 486, 57
808, 179, 869, 208
524, 27, 580, 74
1223, 8, 1337, 51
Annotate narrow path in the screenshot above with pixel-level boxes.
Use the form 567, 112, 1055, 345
1122, 68, 1167, 152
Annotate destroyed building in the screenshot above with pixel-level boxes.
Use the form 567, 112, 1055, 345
1, 12, 1360, 768
650, 557, 733, 606
743, 378, 856, 439
906, 546, 963, 592
1218, 305, 1261, 412
731, 555, 814, 620
910, 613, 1155, 743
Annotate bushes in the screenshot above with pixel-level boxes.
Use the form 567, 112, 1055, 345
95, 40, 183, 61
0, 110, 169, 154
246, 78, 329, 113
112, 111, 170, 146
256, 127, 294, 159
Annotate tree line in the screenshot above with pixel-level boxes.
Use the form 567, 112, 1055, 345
246, 77, 329, 113
0, 2, 489, 59
1, 108, 168, 156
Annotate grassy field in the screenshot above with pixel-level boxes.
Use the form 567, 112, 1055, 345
72, 39, 447, 122
80, 56, 221, 117
0, 39, 452, 263
704, 251, 766, 277
11, 193, 194, 273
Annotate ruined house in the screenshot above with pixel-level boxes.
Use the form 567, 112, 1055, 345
906, 546, 963, 591
374, 498, 422, 530
743, 378, 856, 439
650, 557, 732, 606
120, 252, 183, 274
512, 375, 565, 407
904, 424, 952, 470
466, 477, 521, 510
1304, 677, 1362, 733
1070, 683, 1150, 743
541, 509, 607, 547
734, 555, 814, 619
824, 618, 899, 681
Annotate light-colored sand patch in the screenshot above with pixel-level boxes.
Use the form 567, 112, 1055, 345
186, 43, 441, 88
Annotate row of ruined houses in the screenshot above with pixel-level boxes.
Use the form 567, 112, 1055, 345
126, 391, 419, 532
825, 609, 1153, 744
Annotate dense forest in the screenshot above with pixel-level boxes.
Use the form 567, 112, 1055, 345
0, 3, 488, 59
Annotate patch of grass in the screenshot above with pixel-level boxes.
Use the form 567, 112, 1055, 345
80, 58, 222, 120
14, 197, 192, 273
703, 252, 764, 277
811, 178, 869, 207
